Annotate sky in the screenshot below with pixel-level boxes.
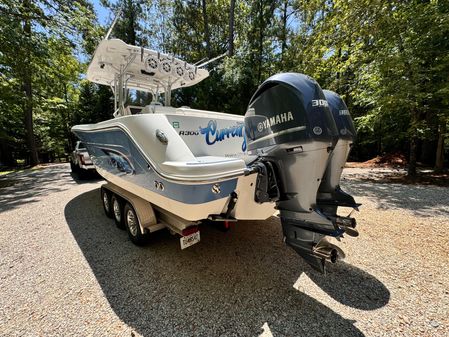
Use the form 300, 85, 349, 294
92, 1, 111, 26
74, 2, 111, 63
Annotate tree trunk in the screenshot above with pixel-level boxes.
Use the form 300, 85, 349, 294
0, 141, 15, 167
126, 0, 137, 45
435, 120, 446, 170
408, 110, 418, 177
408, 136, 417, 177
420, 139, 435, 165
62, 83, 72, 156
390, 7, 420, 177
228, 0, 235, 56
257, 1, 264, 83
117, 0, 138, 45
23, 0, 38, 166
202, 0, 211, 59
377, 117, 383, 155
281, 0, 288, 63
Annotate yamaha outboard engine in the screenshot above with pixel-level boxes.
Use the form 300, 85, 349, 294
245, 73, 346, 272
317, 90, 360, 236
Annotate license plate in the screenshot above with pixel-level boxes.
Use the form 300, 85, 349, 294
180, 231, 200, 250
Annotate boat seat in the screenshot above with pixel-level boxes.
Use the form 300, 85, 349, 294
161, 156, 246, 179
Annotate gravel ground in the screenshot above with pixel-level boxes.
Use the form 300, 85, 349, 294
0, 164, 447, 337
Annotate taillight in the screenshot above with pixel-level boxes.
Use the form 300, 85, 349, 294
79, 154, 85, 165
182, 225, 199, 236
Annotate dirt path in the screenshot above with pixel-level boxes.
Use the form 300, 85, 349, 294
0, 164, 447, 337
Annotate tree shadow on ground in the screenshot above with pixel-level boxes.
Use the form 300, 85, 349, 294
0, 164, 102, 214
0, 165, 74, 213
342, 177, 449, 218
65, 189, 390, 337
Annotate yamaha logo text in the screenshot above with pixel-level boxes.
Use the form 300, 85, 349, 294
257, 111, 294, 132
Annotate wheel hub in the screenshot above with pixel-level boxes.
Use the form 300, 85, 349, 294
103, 193, 109, 212
126, 210, 138, 236
113, 200, 121, 221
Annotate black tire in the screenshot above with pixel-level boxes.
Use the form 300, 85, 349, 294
77, 168, 87, 180
111, 194, 125, 229
124, 203, 150, 245
70, 161, 78, 173
101, 187, 113, 218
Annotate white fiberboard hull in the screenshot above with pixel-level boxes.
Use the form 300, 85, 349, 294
74, 42, 360, 272
72, 107, 276, 222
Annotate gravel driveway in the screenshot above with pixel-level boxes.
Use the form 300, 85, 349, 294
0, 164, 447, 337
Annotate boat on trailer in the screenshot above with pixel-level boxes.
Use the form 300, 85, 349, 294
72, 37, 360, 272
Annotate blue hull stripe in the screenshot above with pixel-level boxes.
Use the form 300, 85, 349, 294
73, 128, 238, 205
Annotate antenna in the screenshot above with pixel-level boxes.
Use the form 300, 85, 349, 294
104, 5, 123, 40
197, 52, 228, 68
193, 57, 207, 66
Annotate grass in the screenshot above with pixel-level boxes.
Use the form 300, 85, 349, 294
0, 165, 43, 176
0, 170, 18, 176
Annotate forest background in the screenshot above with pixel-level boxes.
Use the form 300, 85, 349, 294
0, 0, 448, 177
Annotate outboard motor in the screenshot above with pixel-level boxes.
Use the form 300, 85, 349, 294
245, 73, 345, 272
317, 90, 360, 237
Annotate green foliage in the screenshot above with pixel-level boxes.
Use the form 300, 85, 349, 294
288, 0, 449, 168
0, 0, 447, 170
0, 0, 100, 164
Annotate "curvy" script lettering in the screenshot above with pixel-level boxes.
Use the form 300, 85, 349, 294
199, 120, 247, 152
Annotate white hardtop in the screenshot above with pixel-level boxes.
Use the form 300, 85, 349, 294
123, 104, 244, 122
87, 39, 209, 94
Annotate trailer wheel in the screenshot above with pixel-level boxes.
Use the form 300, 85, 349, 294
111, 194, 125, 229
124, 203, 150, 245
70, 161, 78, 173
101, 187, 113, 218
77, 168, 87, 180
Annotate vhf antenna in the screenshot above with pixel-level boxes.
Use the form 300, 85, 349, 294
104, 5, 123, 40
197, 52, 228, 68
